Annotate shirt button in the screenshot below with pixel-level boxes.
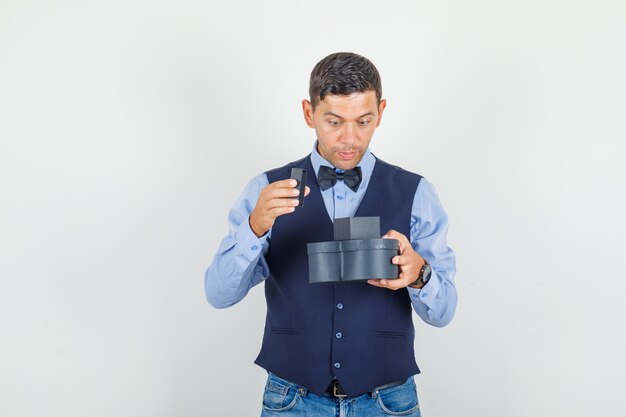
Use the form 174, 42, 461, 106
421, 292, 428, 298
336, 195, 344, 200
251, 245, 258, 251
412, 294, 418, 299
334, 362, 341, 369
336, 303, 344, 310
335, 332, 342, 339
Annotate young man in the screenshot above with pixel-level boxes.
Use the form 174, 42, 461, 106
205, 52, 457, 416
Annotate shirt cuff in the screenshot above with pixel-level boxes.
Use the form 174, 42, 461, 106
234, 215, 268, 263
407, 269, 441, 308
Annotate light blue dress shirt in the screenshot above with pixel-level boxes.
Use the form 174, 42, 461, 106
205, 144, 457, 327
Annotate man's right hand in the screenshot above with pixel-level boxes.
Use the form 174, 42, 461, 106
249, 179, 310, 237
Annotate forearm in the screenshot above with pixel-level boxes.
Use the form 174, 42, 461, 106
204, 174, 270, 308
408, 177, 458, 327
408, 268, 457, 327
204, 217, 269, 308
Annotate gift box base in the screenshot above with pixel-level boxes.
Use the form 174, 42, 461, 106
307, 238, 399, 283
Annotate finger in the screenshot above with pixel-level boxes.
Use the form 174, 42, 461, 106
259, 182, 295, 204
392, 255, 410, 266
368, 279, 404, 290
384, 230, 411, 253
267, 206, 296, 217
268, 186, 301, 199
265, 197, 300, 211
274, 179, 299, 188
383, 229, 401, 242
260, 179, 297, 199
387, 281, 406, 290
388, 276, 410, 290
304, 186, 311, 197
391, 231, 410, 246
383, 229, 400, 239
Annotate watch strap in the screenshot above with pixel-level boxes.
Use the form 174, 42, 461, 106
411, 261, 431, 287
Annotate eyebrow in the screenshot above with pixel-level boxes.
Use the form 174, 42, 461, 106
323, 111, 375, 119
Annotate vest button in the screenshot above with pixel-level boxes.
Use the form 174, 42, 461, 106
335, 332, 342, 339
334, 362, 341, 369
336, 303, 344, 310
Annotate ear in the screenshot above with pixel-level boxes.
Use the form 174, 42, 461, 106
302, 99, 315, 128
375, 99, 387, 127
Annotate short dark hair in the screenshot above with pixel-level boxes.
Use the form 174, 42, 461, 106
309, 52, 382, 110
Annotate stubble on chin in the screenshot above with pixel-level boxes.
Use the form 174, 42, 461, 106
333, 152, 364, 170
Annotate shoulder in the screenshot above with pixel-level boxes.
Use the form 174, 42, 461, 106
264, 155, 310, 183
372, 154, 423, 185
236, 172, 269, 205
414, 176, 445, 204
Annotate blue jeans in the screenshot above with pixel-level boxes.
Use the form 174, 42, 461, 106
260, 373, 421, 417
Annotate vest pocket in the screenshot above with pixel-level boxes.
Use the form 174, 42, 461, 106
271, 327, 301, 335
373, 331, 406, 339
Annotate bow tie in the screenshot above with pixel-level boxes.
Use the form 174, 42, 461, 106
317, 165, 363, 192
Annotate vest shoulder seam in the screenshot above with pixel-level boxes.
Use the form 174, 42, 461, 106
372, 155, 423, 180
264, 155, 310, 176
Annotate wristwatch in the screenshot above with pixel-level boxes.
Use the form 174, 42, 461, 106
410, 261, 432, 288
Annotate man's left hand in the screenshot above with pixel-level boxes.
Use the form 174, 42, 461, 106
367, 229, 425, 290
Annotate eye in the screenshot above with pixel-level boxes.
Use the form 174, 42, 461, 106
328, 120, 341, 127
358, 119, 371, 126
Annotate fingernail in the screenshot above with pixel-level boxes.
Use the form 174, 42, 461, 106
382, 235, 389, 239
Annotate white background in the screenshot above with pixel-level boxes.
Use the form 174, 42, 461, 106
1, 1, 625, 416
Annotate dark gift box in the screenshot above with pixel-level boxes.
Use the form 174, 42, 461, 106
307, 216, 399, 283
333, 216, 380, 241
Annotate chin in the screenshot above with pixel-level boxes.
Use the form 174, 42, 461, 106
334, 156, 361, 170
331, 160, 352, 169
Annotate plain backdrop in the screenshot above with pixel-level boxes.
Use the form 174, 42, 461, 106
1, 1, 625, 416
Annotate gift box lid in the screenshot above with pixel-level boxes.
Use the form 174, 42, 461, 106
307, 238, 398, 254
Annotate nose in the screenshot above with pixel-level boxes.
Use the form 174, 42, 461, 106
339, 123, 356, 145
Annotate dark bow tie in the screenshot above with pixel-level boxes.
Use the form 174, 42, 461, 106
317, 165, 363, 192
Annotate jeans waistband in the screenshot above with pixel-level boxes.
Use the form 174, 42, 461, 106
268, 372, 411, 399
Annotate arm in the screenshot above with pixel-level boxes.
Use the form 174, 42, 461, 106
367, 178, 457, 327
406, 178, 457, 327
204, 174, 271, 309
204, 174, 310, 308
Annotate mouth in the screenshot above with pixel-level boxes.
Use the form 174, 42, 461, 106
338, 151, 357, 160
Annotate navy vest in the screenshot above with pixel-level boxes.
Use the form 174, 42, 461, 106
254, 154, 422, 397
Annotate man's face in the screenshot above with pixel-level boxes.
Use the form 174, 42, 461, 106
302, 91, 386, 170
